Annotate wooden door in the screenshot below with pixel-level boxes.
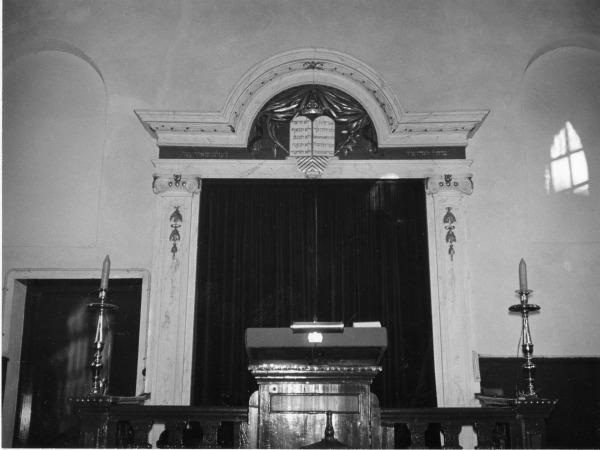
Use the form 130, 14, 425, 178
12, 278, 142, 448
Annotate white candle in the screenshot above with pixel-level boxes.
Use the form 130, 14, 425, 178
100, 255, 111, 291
519, 258, 528, 292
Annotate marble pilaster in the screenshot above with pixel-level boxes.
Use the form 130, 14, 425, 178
426, 174, 479, 407
146, 174, 201, 405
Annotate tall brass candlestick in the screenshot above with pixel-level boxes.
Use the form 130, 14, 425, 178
509, 258, 540, 398
89, 256, 118, 396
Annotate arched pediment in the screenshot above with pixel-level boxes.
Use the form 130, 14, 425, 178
136, 48, 488, 149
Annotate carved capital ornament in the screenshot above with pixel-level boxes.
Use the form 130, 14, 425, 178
424, 174, 473, 262
152, 174, 201, 195
426, 174, 474, 195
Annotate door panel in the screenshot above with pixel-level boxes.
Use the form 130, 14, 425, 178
12, 278, 142, 448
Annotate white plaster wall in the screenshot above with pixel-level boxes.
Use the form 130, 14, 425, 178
3, 0, 599, 360
470, 46, 600, 356
3, 51, 105, 248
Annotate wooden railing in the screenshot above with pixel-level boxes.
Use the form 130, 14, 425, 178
380, 400, 557, 449
75, 400, 248, 448
75, 399, 555, 448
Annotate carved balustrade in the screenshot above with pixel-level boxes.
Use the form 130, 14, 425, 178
75, 401, 248, 448
380, 401, 556, 449
75, 401, 555, 449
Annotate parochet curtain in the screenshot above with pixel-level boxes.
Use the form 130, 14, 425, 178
193, 179, 436, 408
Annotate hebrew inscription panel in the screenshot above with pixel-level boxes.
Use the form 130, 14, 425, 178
289, 115, 335, 157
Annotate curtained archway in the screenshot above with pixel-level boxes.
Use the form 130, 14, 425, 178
192, 179, 436, 408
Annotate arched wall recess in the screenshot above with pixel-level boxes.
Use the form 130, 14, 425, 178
3, 48, 107, 248
2, 44, 111, 447
136, 48, 488, 421
516, 45, 600, 244
4, 38, 107, 88
521, 36, 600, 76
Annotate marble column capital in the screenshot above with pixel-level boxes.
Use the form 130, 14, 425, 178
426, 174, 473, 196
152, 174, 201, 195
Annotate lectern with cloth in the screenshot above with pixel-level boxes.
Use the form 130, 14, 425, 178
245, 323, 387, 448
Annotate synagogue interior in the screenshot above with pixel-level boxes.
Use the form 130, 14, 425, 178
2, 1, 600, 448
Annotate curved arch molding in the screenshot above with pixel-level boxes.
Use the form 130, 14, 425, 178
522, 37, 600, 76
5, 38, 107, 96
136, 48, 488, 150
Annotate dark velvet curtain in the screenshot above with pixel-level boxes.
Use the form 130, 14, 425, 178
193, 180, 436, 408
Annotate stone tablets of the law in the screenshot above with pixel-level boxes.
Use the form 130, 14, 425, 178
289, 116, 313, 157
312, 115, 335, 157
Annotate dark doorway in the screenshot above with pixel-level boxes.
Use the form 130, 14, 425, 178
193, 179, 436, 408
12, 278, 142, 448
479, 356, 600, 449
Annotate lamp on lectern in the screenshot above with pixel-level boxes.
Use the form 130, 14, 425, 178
291, 319, 344, 344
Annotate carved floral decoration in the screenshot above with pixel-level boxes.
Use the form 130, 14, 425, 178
426, 174, 474, 261
169, 206, 182, 258
443, 207, 457, 261
302, 61, 324, 70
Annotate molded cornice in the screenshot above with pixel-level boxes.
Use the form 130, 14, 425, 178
136, 48, 488, 149
151, 158, 473, 181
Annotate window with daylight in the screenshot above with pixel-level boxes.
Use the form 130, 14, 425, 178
546, 121, 589, 196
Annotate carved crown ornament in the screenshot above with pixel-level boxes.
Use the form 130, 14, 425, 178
135, 48, 488, 149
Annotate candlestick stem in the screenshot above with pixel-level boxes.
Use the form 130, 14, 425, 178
88, 288, 118, 396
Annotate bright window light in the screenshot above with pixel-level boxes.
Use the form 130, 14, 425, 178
570, 151, 589, 186
551, 158, 572, 192
566, 121, 583, 151
546, 121, 589, 196
551, 128, 567, 159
